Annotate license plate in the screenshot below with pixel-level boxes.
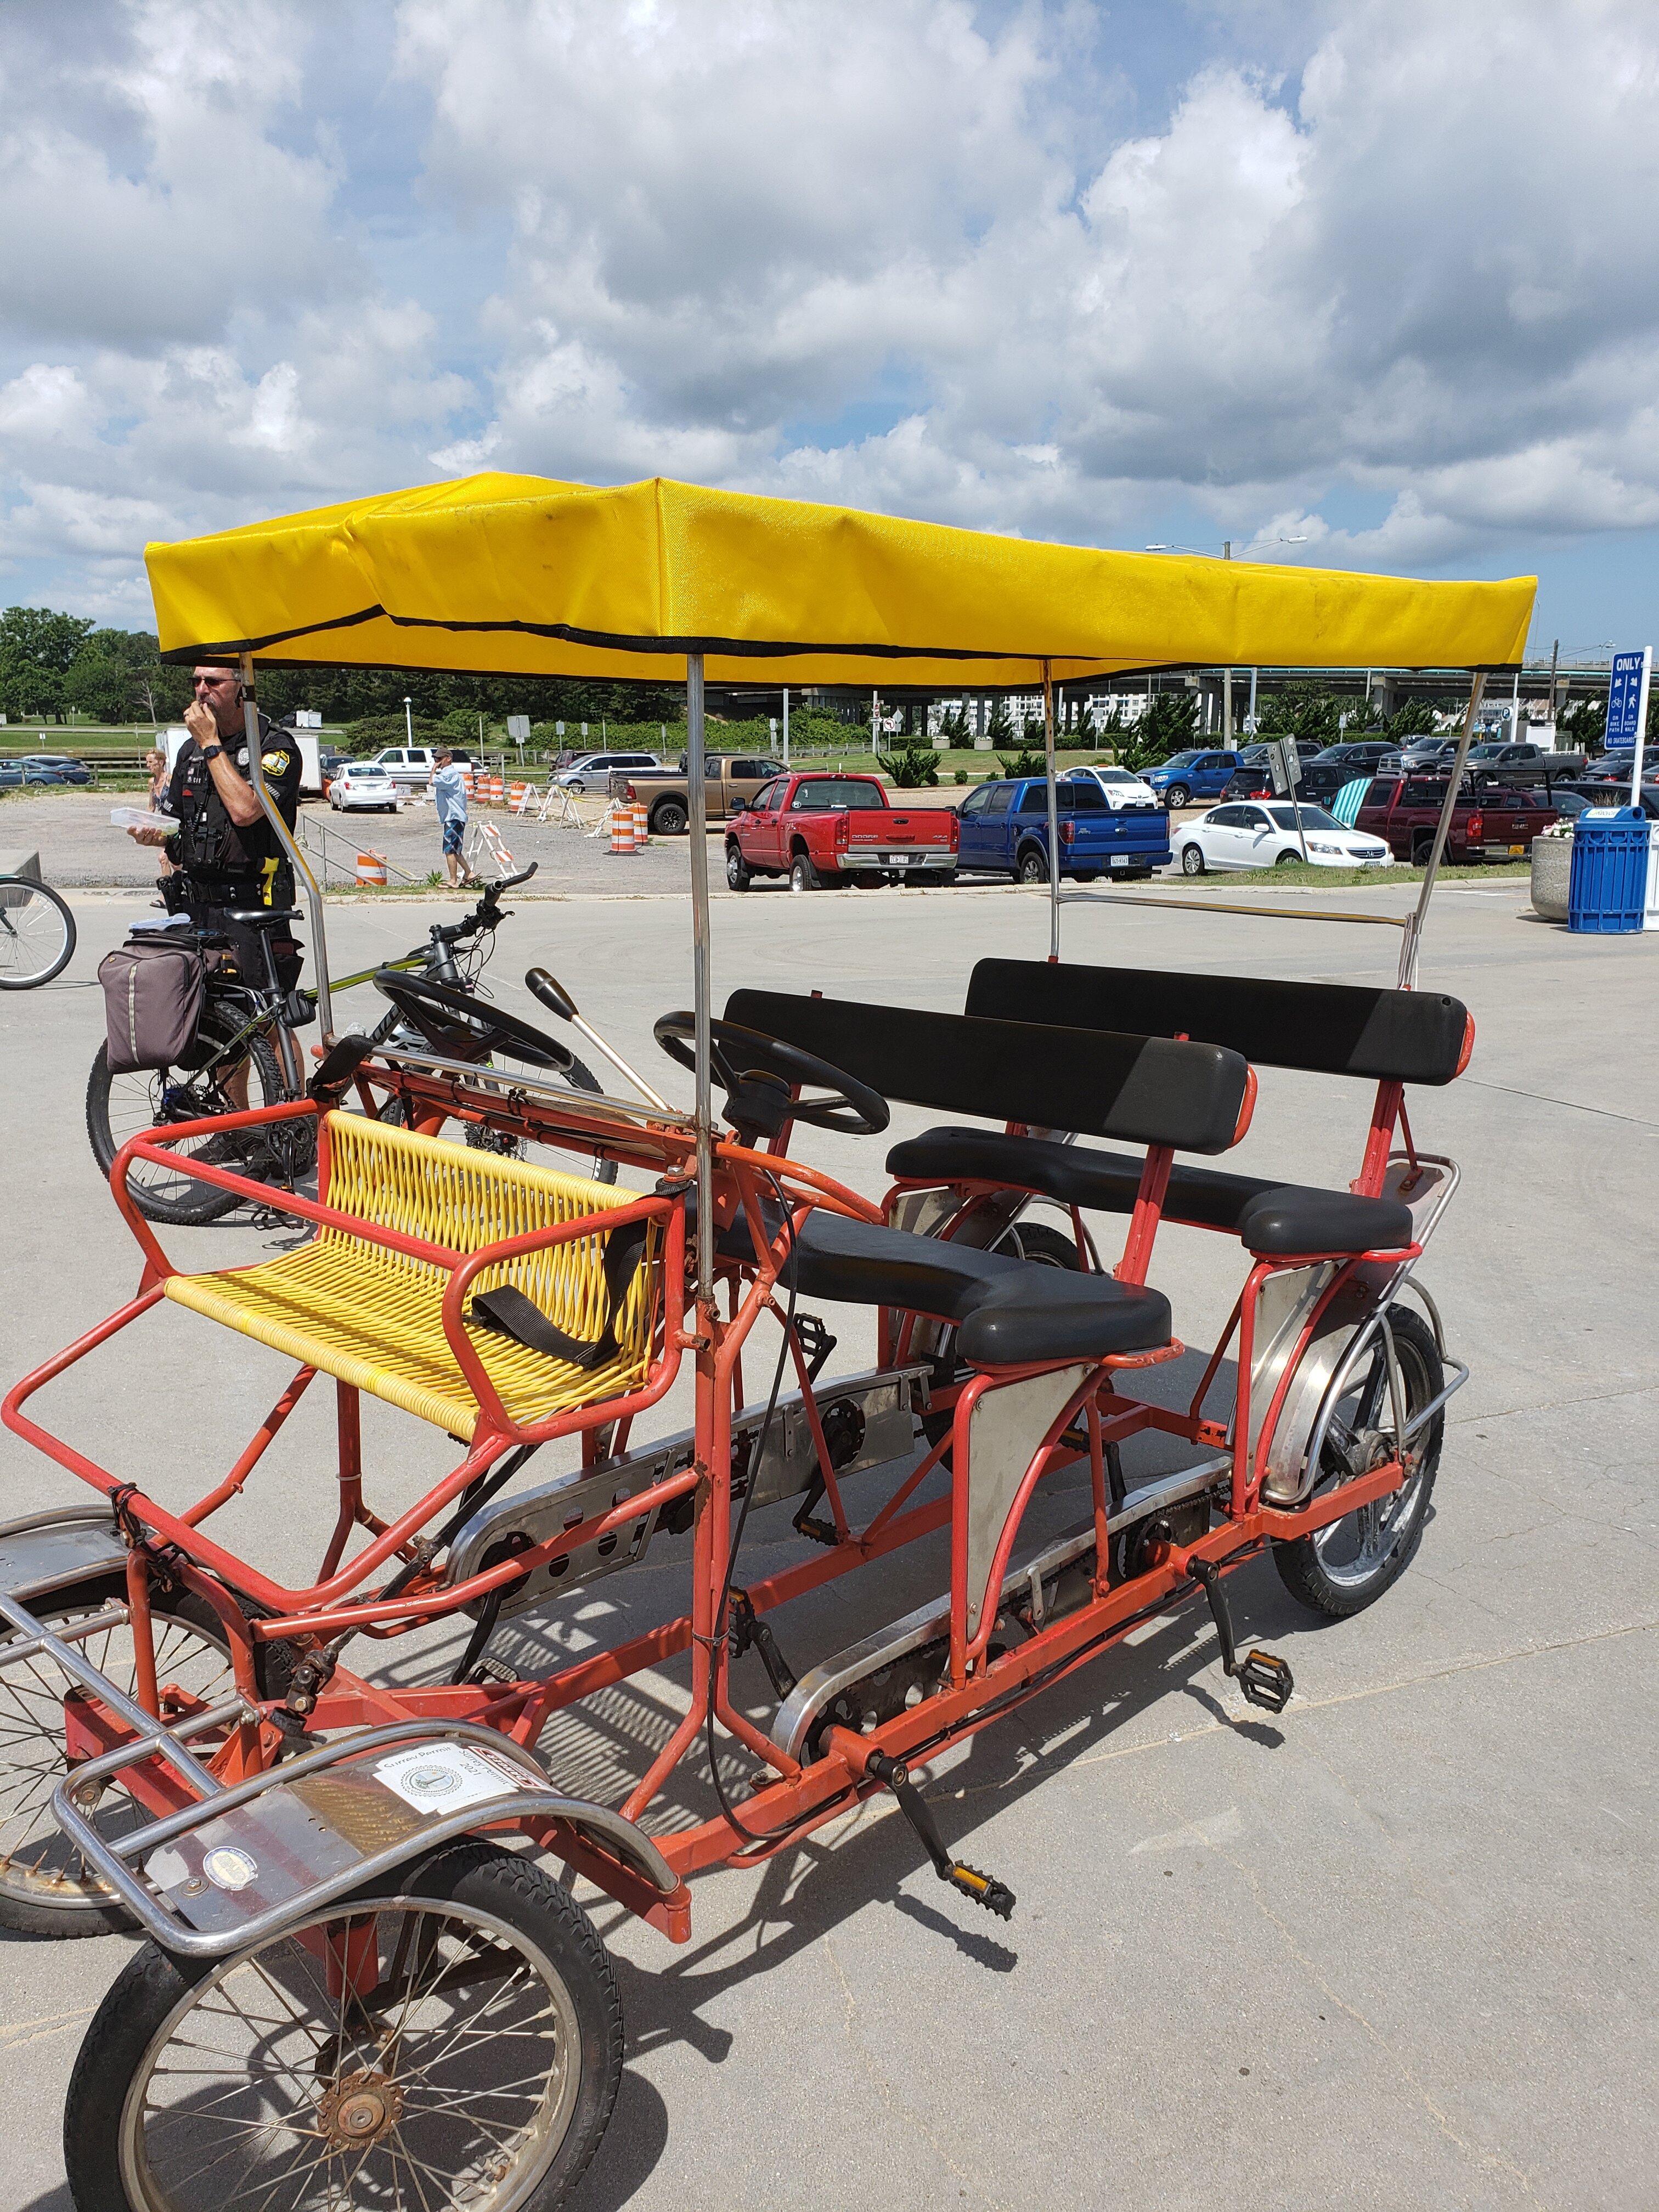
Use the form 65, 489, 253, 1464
888, 855, 910, 867
1508, 843, 1525, 856
1110, 855, 1131, 868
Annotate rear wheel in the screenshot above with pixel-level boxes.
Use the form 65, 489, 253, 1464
651, 799, 688, 837
0, 1575, 273, 1938
86, 1002, 302, 1224
1272, 1306, 1444, 1618
65, 1840, 624, 2212
995, 1221, 1081, 1269
0, 876, 76, 987
1180, 843, 1205, 875
789, 854, 818, 894
1017, 848, 1048, 884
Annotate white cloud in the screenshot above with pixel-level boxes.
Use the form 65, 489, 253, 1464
3, 0, 1659, 622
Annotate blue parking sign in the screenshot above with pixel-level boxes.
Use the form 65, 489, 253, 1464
1606, 648, 1650, 744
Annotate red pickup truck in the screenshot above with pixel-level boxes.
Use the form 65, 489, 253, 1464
724, 771, 958, 892
1355, 773, 1558, 865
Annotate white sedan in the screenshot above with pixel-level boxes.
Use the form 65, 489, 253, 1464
328, 761, 400, 812
1173, 801, 1393, 873
1066, 764, 1160, 810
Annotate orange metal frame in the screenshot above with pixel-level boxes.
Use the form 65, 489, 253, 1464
1, 1053, 1427, 1943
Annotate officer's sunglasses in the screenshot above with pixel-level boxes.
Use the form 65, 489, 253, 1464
191, 673, 236, 691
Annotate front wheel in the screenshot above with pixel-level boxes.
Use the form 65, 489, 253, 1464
66, 1841, 624, 2212
86, 1001, 303, 1224
1164, 783, 1191, 809
1272, 1305, 1444, 1618
1180, 843, 1205, 875
0, 1575, 263, 1938
1276, 849, 1301, 867
0, 876, 76, 986
651, 799, 688, 837
725, 843, 751, 891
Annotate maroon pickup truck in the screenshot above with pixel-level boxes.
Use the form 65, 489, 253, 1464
724, 771, 958, 892
1355, 774, 1558, 865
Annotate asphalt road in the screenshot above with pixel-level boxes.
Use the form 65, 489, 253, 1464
0, 875, 1653, 2212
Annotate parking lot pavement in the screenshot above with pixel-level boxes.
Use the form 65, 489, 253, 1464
0, 884, 1653, 2212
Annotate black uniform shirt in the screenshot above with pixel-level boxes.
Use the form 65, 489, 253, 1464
166, 714, 302, 891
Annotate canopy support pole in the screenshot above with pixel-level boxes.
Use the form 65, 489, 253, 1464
240, 652, 332, 1037
1043, 659, 1060, 962
1397, 670, 1485, 990
686, 650, 714, 1303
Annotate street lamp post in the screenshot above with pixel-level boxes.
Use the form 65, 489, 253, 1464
403, 696, 413, 750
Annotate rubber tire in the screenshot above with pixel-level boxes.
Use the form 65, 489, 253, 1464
1180, 843, 1205, 875
1411, 833, 1435, 867
86, 1002, 292, 1226
1164, 784, 1191, 809
651, 799, 689, 836
789, 854, 818, 893
1017, 848, 1048, 884
0, 1573, 285, 1939
63, 1840, 624, 2212
1271, 1306, 1444, 1619
0, 877, 76, 988
1276, 849, 1300, 867
996, 1221, 1082, 1269
725, 843, 751, 890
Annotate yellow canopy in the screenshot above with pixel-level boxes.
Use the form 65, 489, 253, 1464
146, 472, 1534, 685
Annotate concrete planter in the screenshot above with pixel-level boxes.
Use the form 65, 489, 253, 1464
1531, 833, 1572, 922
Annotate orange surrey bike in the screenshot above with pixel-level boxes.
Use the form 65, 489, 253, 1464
0, 472, 1531, 2212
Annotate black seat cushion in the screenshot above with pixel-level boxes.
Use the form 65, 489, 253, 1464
887, 1127, 1413, 1257
1234, 1188, 1414, 1257
783, 1211, 1171, 1366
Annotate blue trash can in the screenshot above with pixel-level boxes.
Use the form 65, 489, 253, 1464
1568, 808, 1649, 934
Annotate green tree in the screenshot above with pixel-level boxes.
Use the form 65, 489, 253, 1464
0, 607, 94, 720
1386, 697, 1439, 739
985, 696, 1016, 748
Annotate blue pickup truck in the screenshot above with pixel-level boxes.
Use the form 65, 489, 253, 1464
956, 776, 1172, 882
1144, 748, 1242, 808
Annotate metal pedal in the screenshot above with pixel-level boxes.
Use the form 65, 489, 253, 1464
1187, 1559, 1294, 1715
1237, 1648, 1294, 1713
865, 1751, 1015, 1922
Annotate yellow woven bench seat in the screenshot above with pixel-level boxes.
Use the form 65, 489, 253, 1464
163, 1114, 660, 1439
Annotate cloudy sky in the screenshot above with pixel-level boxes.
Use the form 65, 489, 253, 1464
2, 0, 1655, 654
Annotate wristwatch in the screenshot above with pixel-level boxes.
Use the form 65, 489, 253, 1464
200, 743, 224, 763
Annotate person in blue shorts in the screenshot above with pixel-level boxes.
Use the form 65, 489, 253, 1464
432, 747, 473, 887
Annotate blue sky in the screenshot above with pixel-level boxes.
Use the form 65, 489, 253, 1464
2, 0, 1656, 656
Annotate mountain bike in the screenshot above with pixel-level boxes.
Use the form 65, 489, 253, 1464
86, 865, 606, 1222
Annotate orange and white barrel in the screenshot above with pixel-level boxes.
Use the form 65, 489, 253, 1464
631, 800, 649, 845
355, 850, 388, 887
610, 804, 636, 855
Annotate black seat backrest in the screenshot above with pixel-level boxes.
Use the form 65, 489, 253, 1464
965, 960, 1470, 1087
723, 988, 1249, 1155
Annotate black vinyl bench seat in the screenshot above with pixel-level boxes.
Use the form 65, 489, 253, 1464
964, 960, 1473, 1086
884, 1128, 1414, 1259
783, 1212, 1172, 1366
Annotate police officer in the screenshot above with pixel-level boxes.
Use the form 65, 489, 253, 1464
129, 665, 304, 994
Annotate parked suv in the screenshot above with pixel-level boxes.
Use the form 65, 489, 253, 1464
368, 746, 444, 788
1144, 749, 1241, 809
550, 749, 663, 793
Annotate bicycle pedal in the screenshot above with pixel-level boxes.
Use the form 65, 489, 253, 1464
947, 1861, 1017, 1921
1238, 1649, 1294, 1714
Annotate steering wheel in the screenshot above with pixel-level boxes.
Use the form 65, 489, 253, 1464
653, 1013, 889, 1138
373, 969, 578, 1074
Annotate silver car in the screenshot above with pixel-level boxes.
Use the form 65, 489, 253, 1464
551, 749, 663, 794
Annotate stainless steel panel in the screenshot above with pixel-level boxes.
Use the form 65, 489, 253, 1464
964, 1365, 1088, 1636
0, 1511, 126, 1602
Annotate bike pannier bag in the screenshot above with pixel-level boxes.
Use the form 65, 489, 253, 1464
99, 935, 206, 1071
